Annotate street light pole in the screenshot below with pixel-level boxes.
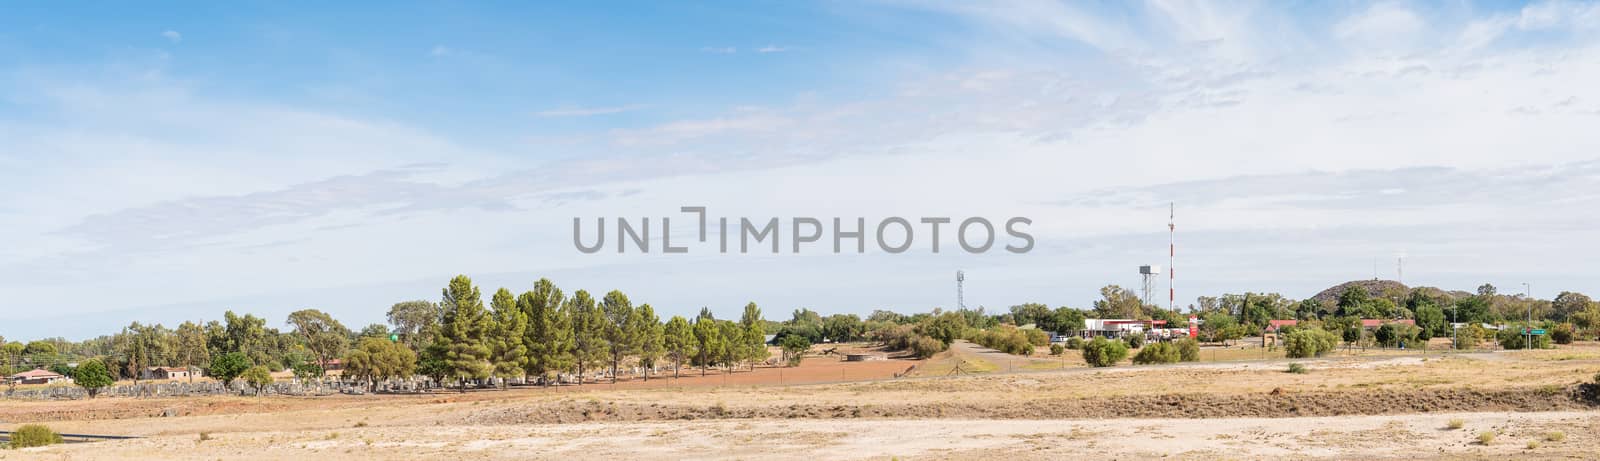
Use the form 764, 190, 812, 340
1523, 282, 1532, 350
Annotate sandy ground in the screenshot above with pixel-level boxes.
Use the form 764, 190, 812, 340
3, 341, 1597, 460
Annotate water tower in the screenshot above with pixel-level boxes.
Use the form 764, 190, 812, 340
1139, 265, 1161, 307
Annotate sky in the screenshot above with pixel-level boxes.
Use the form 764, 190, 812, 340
3, 0, 1600, 340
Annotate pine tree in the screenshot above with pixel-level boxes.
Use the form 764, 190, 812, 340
488, 287, 527, 388
692, 316, 722, 376
636, 304, 664, 381
663, 316, 695, 378
718, 320, 743, 373
439, 275, 492, 391
568, 290, 608, 385
601, 290, 640, 383
740, 302, 769, 369
519, 278, 571, 385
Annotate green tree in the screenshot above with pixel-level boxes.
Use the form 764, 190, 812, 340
779, 334, 810, 366
344, 337, 418, 392
822, 314, 864, 343
1041, 307, 1087, 333
692, 316, 723, 375
1009, 303, 1051, 326
917, 311, 969, 345
439, 275, 492, 390
174, 321, 210, 384
740, 302, 769, 368
208, 352, 252, 388
73, 359, 115, 398
386, 300, 442, 353
487, 288, 528, 388
285, 309, 351, 375
1092, 285, 1145, 319
636, 304, 664, 380
241, 365, 274, 396
1551, 323, 1575, 344
1551, 292, 1593, 322
519, 278, 572, 384
718, 320, 744, 372
600, 290, 640, 383
568, 290, 608, 384
357, 324, 390, 339
663, 315, 695, 378
222, 311, 273, 367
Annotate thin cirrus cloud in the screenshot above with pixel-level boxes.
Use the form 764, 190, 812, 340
534, 104, 646, 117
161, 30, 182, 43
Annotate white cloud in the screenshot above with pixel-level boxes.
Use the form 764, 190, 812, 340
757, 45, 789, 53
1334, 3, 1426, 49
430, 45, 452, 57
535, 105, 644, 117
1517, 0, 1600, 31
700, 46, 737, 54
161, 30, 182, 43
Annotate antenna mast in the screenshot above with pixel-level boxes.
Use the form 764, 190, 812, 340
956, 270, 966, 310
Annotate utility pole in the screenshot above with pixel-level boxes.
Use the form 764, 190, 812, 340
1523, 282, 1532, 350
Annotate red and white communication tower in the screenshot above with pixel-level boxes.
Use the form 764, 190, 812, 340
1168, 202, 1175, 312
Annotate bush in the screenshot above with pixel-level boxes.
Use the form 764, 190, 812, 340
1066, 337, 1084, 350
1551, 324, 1575, 345
972, 326, 1034, 356
1175, 338, 1200, 362
1546, 431, 1565, 442
1023, 328, 1050, 347
9, 424, 63, 448
1477, 431, 1495, 445
1286, 363, 1307, 374
909, 335, 946, 359
1132, 342, 1180, 365
1447, 418, 1465, 430
1123, 334, 1144, 349
1498, 327, 1552, 350
1284, 328, 1338, 358
1454, 325, 1485, 350
1049, 344, 1065, 356
1082, 337, 1128, 367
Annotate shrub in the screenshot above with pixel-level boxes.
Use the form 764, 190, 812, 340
1446, 418, 1465, 430
73, 358, 115, 398
972, 326, 1034, 356
1477, 431, 1495, 445
1082, 337, 1128, 367
1454, 325, 1485, 350
1286, 363, 1307, 374
1551, 324, 1574, 345
1546, 431, 1564, 442
1498, 327, 1552, 350
1123, 334, 1144, 349
1049, 344, 1065, 356
9, 424, 64, 448
1175, 338, 1199, 362
1527, 440, 1540, 449
1066, 337, 1084, 350
909, 335, 946, 359
1284, 328, 1338, 358
1132, 342, 1180, 365
1023, 329, 1050, 347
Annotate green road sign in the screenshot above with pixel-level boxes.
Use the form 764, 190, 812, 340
1526, 329, 1546, 335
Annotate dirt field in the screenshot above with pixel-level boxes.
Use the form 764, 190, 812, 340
3, 341, 1598, 459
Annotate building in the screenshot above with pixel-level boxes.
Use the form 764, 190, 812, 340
144, 366, 194, 380
1080, 319, 1170, 339
7, 369, 70, 385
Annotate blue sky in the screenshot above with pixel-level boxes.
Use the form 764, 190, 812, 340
4, 1, 1600, 340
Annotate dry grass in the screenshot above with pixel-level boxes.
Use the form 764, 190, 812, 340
1446, 418, 1465, 430
1477, 431, 1496, 445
